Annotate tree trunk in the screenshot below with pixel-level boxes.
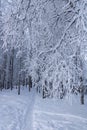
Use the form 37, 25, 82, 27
18, 78, 20, 95
28, 76, 32, 92
81, 87, 84, 105
80, 77, 84, 105
43, 85, 45, 99
10, 47, 14, 90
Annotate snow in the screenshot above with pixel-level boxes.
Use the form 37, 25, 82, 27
0, 88, 35, 130
33, 94, 87, 130
0, 88, 87, 130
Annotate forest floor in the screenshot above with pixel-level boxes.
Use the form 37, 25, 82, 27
0, 87, 87, 130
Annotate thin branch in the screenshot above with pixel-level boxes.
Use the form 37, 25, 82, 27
38, 15, 77, 58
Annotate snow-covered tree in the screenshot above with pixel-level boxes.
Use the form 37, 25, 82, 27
0, 0, 87, 104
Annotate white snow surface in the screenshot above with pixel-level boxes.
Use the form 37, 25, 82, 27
0, 88, 87, 130
0, 88, 35, 130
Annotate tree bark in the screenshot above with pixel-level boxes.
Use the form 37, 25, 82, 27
81, 87, 84, 105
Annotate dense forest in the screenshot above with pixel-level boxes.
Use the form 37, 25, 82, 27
0, 0, 87, 104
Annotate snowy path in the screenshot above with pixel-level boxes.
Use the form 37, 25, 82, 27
33, 95, 87, 130
0, 89, 87, 130
34, 110, 87, 130
23, 89, 35, 130
0, 88, 35, 130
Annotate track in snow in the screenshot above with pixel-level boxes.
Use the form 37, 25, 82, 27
0, 88, 35, 130
0, 89, 87, 130
33, 110, 87, 130
23, 89, 36, 130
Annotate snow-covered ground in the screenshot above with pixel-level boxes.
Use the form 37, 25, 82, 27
33, 94, 87, 130
0, 88, 35, 130
0, 88, 87, 130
